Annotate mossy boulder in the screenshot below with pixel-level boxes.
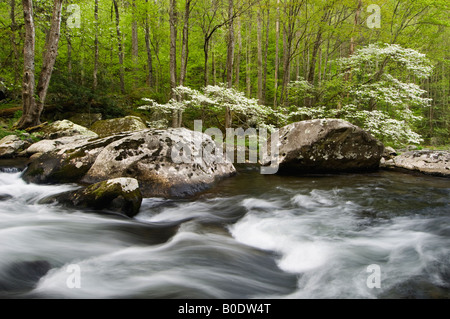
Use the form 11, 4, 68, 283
90, 116, 147, 137
40, 120, 98, 139
0, 135, 31, 159
67, 113, 103, 128
41, 178, 142, 217
22, 133, 133, 184
263, 119, 385, 174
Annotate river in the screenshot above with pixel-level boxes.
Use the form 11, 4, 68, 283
0, 161, 449, 299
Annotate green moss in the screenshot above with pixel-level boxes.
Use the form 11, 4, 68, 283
27, 167, 44, 177
51, 163, 91, 183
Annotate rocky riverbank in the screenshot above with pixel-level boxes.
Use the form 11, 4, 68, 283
1, 117, 448, 217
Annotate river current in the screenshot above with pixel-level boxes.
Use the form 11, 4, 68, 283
0, 162, 449, 299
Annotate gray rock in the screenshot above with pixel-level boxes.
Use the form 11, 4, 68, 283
41, 178, 142, 218
83, 128, 236, 198
0, 135, 30, 158
23, 128, 236, 198
382, 150, 450, 177
40, 120, 98, 139
90, 116, 148, 137
382, 146, 397, 159
22, 133, 133, 184
264, 119, 385, 173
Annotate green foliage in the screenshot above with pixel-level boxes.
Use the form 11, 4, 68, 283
0, 0, 448, 144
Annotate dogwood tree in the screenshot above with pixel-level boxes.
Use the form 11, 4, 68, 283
140, 84, 278, 129
290, 44, 433, 145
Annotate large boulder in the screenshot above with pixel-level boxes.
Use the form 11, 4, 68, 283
0, 135, 30, 158
40, 120, 98, 139
82, 128, 236, 198
41, 178, 142, 217
22, 128, 236, 198
264, 119, 385, 173
90, 116, 147, 137
22, 133, 133, 184
381, 150, 450, 177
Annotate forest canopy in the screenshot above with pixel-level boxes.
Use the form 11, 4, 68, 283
0, 0, 448, 147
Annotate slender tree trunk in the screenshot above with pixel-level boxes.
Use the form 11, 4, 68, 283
132, 0, 139, 88
169, 0, 178, 127
211, 38, 215, 85
113, 0, 125, 94
246, 13, 252, 97
93, 0, 99, 90
234, 7, 242, 90
180, 0, 191, 86
17, 0, 37, 129
67, 35, 72, 81
35, 0, 64, 113
10, 0, 20, 88
256, 7, 263, 104
225, 0, 234, 128
349, 0, 362, 57
281, 25, 290, 105
274, 0, 280, 108
262, 6, 269, 104
17, 0, 63, 129
178, 0, 192, 127
144, 0, 153, 87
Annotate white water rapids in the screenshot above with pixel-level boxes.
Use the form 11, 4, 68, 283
0, 165, 448, 298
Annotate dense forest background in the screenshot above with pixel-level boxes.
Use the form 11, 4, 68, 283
0, 0, 448, 147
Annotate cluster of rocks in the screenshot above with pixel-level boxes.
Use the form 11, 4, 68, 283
1, 115, 448, 217
381, 150, 450, 177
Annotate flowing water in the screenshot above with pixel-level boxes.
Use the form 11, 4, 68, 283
0, 161, 449, 299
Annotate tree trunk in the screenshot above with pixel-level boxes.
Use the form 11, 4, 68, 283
274, 0, 280, 108
180, 0, 191, 87
225, 0, 234, 128
262, 6, 269, 104
93, 0, 99, 90
67, 34, 72, 81
17, 0, 37, 129
234, 7, 242, 90
169, 0, 178, 128
10, 0, 20, 88
256, 7, 263, 104
132, 0, 139, 88
178, 0, 192, 128
245, 13, 252, 97
113, 0, 125, 94
145, 0, 153, 87
35, 0, 63, 115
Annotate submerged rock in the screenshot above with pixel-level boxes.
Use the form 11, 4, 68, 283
381, 150, 450, 177
44, 178, 142, 217
90, 116, 147, 137
0, 135, 30, 159
264, 119, 384, 173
